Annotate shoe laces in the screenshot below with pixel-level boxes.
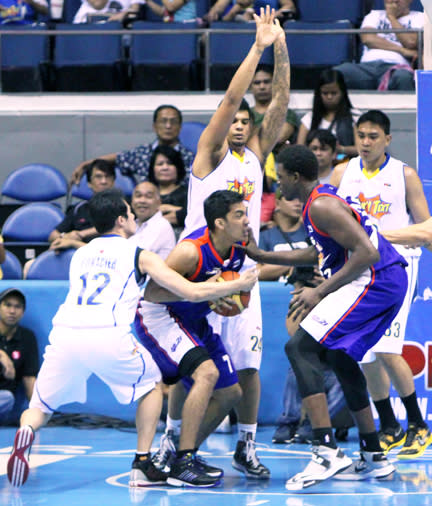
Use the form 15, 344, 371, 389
245, 439, 260, 468
153, 431, 177, 466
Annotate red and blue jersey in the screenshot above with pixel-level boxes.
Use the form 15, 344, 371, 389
167, 226, 246, 323
303, 184, 407, 278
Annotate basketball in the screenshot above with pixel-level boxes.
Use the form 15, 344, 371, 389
209, 270, 251, 317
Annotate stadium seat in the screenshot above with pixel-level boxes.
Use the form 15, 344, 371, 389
298, 0, 364, 25
114, 169, 136, 198
1, 250, 23, 280
284, 20, 354, 89
69, 169, 136, 203
53, 22, 127, 91
179, 121, 206, 155
129, 21, 199, 91
26, 248, 75, 280
2, 203, 65, 264
209, 22, 273, 90
0, 25, 49, 92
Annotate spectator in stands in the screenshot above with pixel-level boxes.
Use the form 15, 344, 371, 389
296, 69, 360, 161
148, 145, 188, 239
0, 0, 48, 24
70, 105, 195, 187
73, 0, 144, 23
142, 0, 196, 22
129, 181, 176, 260
334, 0, 423, 91
306, 129, 337, 184
204, 0, 296, 23
0, 288, 38, 425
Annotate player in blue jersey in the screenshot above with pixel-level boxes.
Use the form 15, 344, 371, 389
242, 145, 408, 490
7, 189, 257, 489
135, 190, 254, 487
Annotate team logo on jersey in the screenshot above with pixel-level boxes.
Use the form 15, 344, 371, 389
226, 177, 255, 202
205, 267, 222, 276
357, 192, 391, 219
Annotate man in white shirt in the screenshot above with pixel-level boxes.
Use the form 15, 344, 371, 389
129, 181, 176, 260
334, 0, 423, 90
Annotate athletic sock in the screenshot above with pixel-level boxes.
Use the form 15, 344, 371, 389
373, 397, 399, 430
166, 415, 182, 436
312, 427, 337, 449
401, 392, 427, 428
238, 423, 257, 442
359, 431, 382, 452
135, 452, 151, 460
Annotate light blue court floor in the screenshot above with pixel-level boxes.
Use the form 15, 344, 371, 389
1, 425, 432, 506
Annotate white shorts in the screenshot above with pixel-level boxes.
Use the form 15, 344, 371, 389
361, 255, 418, 363
30, 326, 161, 414
208, 283, 262, 371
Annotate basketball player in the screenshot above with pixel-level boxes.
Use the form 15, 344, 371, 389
382, 217, 432, 246
330, 110, 432, 459
171, 6, 290, 479
7, 189, 257, 488
242, 144, 407, 489
135, 190, 254, 487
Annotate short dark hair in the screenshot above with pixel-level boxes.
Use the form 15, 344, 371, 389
84, 158, 116, 183
148, 145, 186, 185
238, 98, 253, 122
357, 110, 391, 135
153, 105, 182, 124
306, 129, 337, 152
88, 188, 128, 234
276, 145, 318, 181
204, 190, 244, 232
254, 63, 274, 77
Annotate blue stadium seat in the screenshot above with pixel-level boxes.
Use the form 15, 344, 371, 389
0, 25, 49, 91
115, 169, 136, 198
63, 0, 83, 22
298, 0, 364, 25
53, 22, 127, 91
1, 163, 68, 203
26, 248, 75, 280
130, 21, 199, 90
179, 121, 206, 155
209, 22, 273, 90
2, 250, 23, 280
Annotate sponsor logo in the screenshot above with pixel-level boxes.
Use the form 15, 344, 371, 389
171, 336, 182, 352
357, 192, 391, 219
311, 315, 328, 326
226, 177, 255, 202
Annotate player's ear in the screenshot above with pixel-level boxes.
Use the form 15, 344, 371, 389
214, 217, 225, 230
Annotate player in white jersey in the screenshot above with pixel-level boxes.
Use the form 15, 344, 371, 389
330, 110, 432, 460
170, 6, 290, 479
7, 188, 258, 488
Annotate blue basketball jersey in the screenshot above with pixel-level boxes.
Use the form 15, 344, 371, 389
167, 226, 246, 322
303, 184, 407, 278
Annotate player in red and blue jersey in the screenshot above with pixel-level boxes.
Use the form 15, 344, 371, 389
242, 144, 407, 490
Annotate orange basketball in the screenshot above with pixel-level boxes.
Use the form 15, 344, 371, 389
209, 270, 251, 317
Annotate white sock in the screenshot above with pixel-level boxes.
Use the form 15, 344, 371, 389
166, 415, 182, 436
238, 423, 257, 441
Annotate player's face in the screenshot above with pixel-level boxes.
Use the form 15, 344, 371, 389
277, 196, 302, 219
355, 121, 391, 166
0, 297, 24, 327
307, 139, 335, 171
276, 163, 298, 201
320, 81, 342, 111
153, 154, 178, 185
88, 167, 115, 193
222, 202, 249, 243
123, 201, 137, 237
227, 110, 252, 148
250, 70, 272, 104
153, 108, 181, 143
131, 182, 161, 223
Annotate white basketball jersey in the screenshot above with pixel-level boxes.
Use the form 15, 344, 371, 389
53, 235, 143, 328
183, 147, 263, 246
337, 154, 420, 258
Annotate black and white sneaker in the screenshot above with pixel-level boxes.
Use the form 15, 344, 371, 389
195, 454, 224, 478
232, 433, 270, 479
129, 455, 168, 487
333, 450, 395, 480
7, 425, 34, 487
152, 430, 179, 472
167, 452, 221, 487
285, 442, 352, 491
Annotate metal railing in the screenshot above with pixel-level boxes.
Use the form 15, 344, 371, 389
0, 26, 423, 92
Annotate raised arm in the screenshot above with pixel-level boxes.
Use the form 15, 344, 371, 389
328, 161, 349, 188
250, 30, 290, 162
193, 6, 282, 178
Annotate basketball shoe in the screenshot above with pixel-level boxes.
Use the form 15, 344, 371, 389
232, 432, 270, 479
7, 425, 34, 487
129, 455, 168, 487
378, 424, 406, 454
152, 430, 178, 472
333, 450, 394, 480
167, 452, 221, 487
397, 424, 432, 460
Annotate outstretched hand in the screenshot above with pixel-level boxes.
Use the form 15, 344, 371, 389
235, 227, 263, 261
253, 6, 284, 52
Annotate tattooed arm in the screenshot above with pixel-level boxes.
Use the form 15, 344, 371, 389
249, 31, 290, 165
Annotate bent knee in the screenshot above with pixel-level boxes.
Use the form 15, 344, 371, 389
193, 359, 220, 385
